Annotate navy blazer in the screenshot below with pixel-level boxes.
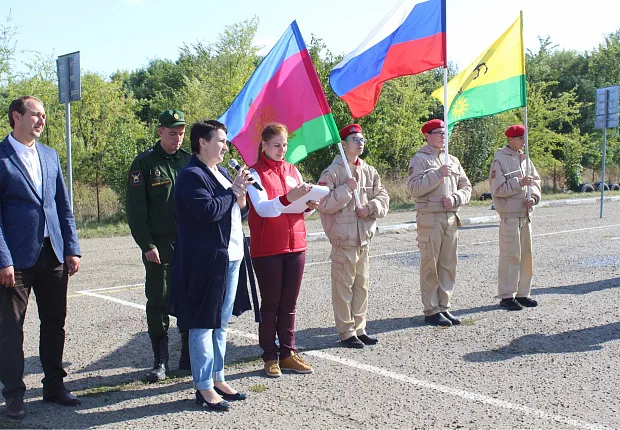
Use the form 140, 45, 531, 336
0, 136, 80, 269
169, 155, 259, 329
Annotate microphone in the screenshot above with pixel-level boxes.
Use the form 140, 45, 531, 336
228, 159, 263, 191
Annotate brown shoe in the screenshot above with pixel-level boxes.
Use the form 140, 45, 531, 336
264, 360, 281, 378
279, 352, 313, 374
5, 397, 25, 420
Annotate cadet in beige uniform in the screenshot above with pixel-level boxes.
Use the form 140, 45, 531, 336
318, 124, 390, 348
408, 119, 472, 326
489, 125, 541, 310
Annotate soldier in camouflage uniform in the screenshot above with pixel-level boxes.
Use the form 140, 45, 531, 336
126, 110, 191, 382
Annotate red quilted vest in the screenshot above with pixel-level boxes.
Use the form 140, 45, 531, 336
248, 154, 307, 258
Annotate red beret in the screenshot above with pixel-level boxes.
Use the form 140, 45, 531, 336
421, 119, 445, 134
339, 124, 363, 140
505, 125, 525, 137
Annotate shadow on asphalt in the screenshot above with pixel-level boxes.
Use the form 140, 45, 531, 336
0, 381, 205, 429
534, 277, 620, 296
463, 322, 620, 363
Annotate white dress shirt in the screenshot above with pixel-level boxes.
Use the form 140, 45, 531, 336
8, 133, 49, 237
211, 166, 244, 261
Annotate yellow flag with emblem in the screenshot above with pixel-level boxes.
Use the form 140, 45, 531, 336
432, 14, 526, 126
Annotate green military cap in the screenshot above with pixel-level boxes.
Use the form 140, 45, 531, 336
158, 109, 186, 128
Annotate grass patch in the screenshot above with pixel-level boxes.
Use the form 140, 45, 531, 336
225, 356, 263, 370
248, 384, 269, 393
461, 318, 477, 326
76, 212, 131, 239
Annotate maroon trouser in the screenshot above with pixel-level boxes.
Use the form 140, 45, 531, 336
252, 251, 305, 361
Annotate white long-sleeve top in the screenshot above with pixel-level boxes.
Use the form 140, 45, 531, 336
246, 166, 314, 218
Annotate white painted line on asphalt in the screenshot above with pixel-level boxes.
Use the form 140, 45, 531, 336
80, 292, 608, 430
533, 224, 620, 238
79, 291, 147, 311
80, 283, 144, 293
308, 224, 620, 266
306, 350, 607, 430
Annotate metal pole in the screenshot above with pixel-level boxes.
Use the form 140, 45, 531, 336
443, 66, 449, 197
65, 102, 74, 212
600, 88, 610, 219
600, 125, 607, 218
337, 141, 362, 208
523, 106, 531, 202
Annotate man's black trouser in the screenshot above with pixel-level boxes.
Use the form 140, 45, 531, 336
0, 239, 68, 400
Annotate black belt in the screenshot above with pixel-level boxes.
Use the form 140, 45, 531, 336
42, 237, 52, 248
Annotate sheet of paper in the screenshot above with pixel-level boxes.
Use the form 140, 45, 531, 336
280, 185, 330, 214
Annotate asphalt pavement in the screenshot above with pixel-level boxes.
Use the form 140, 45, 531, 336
2, 198, 619, 429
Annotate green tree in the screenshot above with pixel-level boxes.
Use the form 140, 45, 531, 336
71, 73, 148, 215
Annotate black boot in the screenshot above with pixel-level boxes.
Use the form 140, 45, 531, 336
148, 336, 169, 383
179, 330, 191, 371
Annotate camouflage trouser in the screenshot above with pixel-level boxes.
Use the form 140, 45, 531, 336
143, 236, 175, 340
415, 212, 459, 316
497, 216, 533, 299
330, 245, 369, 341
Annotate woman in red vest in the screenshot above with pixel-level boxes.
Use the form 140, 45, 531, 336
246, 123, 318, 377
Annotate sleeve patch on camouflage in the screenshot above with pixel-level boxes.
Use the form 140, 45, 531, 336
130, 170, 143, 186
408, 166, 413, 176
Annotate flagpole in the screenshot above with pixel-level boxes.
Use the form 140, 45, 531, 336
338, 141, 362, 208
520, 10, 531, 204
443, 65, 450, 197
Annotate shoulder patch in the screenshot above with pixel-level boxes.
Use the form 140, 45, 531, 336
408, 166, 413, 176
130, 170, 143, 186
491, 169, 496, 179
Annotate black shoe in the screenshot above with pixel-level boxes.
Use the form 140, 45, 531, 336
148, 361, 169, 382
357, 334, 378, 345
516, 296, 538, 307
441, 311, 461, 325
341, 336, 364, 349
425, 313, 452, 326
213, 385, 247, 401
148, 336, 169, 382
196, 390, 231, 411
499, 298, 523, 311
5, 397, 25, 419
42, 388, 82, 406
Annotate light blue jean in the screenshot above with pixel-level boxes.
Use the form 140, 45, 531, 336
190, 258, 241, 390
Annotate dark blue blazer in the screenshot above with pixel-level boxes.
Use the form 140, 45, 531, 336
169, 155, 259, 329
0, 136, 80, 269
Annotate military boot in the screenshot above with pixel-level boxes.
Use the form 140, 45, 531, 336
178, 330, 191, 371
148, 336, 169, 382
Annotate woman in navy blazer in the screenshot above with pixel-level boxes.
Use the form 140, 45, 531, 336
169, 119, 258, 411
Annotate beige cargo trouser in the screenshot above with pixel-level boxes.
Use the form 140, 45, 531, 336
330, 244, 369, 341
415, 211, 459, 316
498, 216, 533, 299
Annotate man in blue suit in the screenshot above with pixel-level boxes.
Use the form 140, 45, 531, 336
0, 96, 82, 420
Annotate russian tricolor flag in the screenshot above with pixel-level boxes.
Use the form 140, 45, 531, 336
329, 0, 446, 118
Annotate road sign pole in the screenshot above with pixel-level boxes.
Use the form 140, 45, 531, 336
594, 85, 619, 218
65, 102, 74, 212
56, 51, 80, 214
600, 123, 607, 219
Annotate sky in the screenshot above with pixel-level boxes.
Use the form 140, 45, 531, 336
4, 0, 620, 78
